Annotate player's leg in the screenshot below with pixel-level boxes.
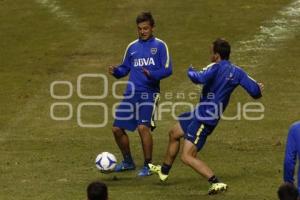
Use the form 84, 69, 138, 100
144, 122, 187, 176
181, 140, 227, 195
112, 99, 137, 172
136, 93, 159, 176
148, 122, 184, 181
112, 127, 136, 171
137, 125, 153, 163
112, 126, 135, 167
137, 124, 153, 176
181, 139, 214, 178
162, 111, 194, 167
112, 127, 130, 156
149, 112, 193, 181
164, 122, 184, 165
181, 122, 227, 195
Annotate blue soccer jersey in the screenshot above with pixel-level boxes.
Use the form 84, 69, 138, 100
187, 60, 262, 126
284, 121, 300, 193
113, 37, 172, 94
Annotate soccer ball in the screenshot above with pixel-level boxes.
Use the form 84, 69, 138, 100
95, 152, 117, 172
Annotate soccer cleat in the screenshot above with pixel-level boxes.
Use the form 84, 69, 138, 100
148, 164, 168, 182
114, 160, 136, 172
208, 182, 228, 195
137, 166, 152, 177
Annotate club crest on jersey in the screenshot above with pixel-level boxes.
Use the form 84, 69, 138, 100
134, 57, 155, 67
151, 48, 157, 55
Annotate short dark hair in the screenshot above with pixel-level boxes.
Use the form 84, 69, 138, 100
277, 183, 299, 200
87, 181, 108, 200
136, 12, 155, 27
213, 38, 231, 60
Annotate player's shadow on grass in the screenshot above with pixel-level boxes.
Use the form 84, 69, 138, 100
149, 179, 181, 187
100, 174, 133, 182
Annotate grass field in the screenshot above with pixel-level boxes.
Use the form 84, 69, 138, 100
1, 0, 300, 199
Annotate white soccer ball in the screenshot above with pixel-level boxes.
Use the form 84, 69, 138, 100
95, 152, 117, 172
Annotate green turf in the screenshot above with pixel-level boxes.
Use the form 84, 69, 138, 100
0, 0, 299, 199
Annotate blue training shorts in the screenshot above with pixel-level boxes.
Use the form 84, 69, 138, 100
178, 111, 215, 152
113, 93, 160, 132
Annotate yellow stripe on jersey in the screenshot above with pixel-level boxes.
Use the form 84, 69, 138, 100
194, 124, 205, 144
150, 94, 160, 127
156, 38, 170, 68
122, 39, 138, 62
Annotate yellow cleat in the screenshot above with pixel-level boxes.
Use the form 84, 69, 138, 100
148, 164, 168, 182
208, 183, 228, 195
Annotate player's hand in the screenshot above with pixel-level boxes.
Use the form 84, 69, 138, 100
188, 64, 195, 70
258, 82, 264, 91
108, 65, 117, 75
142, 67, 151, 78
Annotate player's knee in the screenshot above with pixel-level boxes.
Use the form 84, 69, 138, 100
169, 127, 181, 140
112, 126, 122, 135
180, 153, 191, 165
168, 129, 175, 139
137, 125, 150, 134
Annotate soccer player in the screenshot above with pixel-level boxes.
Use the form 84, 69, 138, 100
108, 12, 172, 176
283, 121, 300, 195
149, 38, 263, 194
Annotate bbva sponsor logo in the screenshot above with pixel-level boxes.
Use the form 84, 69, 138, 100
134, 57, 155, 67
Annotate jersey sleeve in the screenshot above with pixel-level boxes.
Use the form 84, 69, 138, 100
239, 69, 262, 99
148, 42, 172, 81
112, 44, 132, 79
284, 124, 298, 184
187, 63, 218, 84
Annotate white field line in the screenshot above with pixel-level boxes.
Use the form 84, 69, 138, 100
235, 0, 300, 67
35, 0, 84, 29
170, 0, 300, 93
0, 0, 90, 139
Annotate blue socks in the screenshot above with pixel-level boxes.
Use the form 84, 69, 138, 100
208, 175, 220, 184
124, 153, 134, 164
161, 163, 172, 175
